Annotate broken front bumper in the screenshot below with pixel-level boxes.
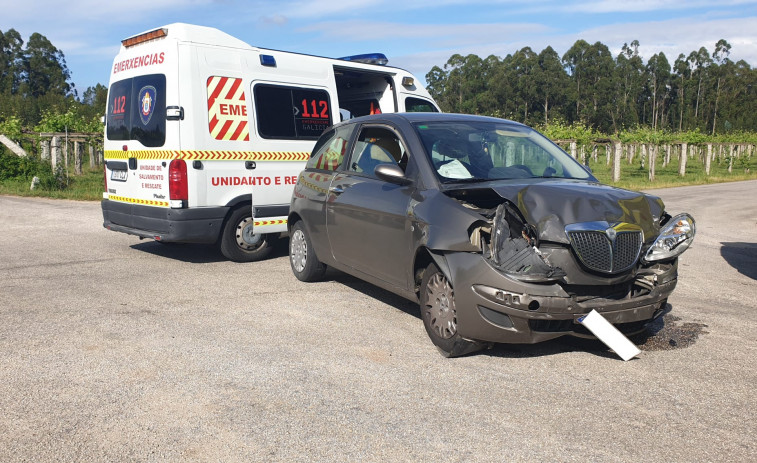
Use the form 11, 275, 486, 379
444, 252, 676, 344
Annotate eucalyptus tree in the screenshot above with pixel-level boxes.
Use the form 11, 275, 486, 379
711, 39, 732, 134
534, 46, 567, 125
673, 53, 692, 131
20, 32, 72, 98
646, 52, 672, 130
508, 47, 538, 123
687, 47, 712, 125
562, 39, 591, 123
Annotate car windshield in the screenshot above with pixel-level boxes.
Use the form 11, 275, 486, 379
413, 120, 592, 183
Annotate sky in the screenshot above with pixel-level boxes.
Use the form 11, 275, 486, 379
3, 0, 757, 95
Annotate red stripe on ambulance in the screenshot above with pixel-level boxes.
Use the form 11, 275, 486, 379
207, 76, 249, 141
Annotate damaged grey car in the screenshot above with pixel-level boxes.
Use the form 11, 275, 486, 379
288, 113, 695, 357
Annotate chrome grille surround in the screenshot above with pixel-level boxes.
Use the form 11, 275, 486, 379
565, 222, 643, 274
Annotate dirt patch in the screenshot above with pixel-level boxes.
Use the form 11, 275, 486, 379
634, 314, 709, 351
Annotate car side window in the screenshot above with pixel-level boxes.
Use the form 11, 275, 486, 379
348, 126, 406, 178
306, 125, 354, 171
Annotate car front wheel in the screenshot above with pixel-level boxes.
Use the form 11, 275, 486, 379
420, 263, 483, 357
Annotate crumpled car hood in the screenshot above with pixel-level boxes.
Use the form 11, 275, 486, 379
488, 179, 665, 244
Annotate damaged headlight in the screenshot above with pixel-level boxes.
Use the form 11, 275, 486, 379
643, 213, 696, 263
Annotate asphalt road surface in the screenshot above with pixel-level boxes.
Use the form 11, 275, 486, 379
0, 181, 755, 462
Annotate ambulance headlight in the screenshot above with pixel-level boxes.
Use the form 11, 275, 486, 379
643, 213, 696, 263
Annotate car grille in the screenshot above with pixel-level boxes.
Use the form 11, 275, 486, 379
567, 229, 642, 274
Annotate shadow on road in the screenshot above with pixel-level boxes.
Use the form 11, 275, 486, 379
130, 238, 289, 264
330, 271, 420, 319
720, 242, 757, 280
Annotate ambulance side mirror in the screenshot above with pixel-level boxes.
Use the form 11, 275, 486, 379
166, 106, 184, 121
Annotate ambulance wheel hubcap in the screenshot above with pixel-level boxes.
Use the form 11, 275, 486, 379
291, 229, 307, 273
236, 217, 263, 250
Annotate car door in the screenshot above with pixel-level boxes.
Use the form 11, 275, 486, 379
326, 124, 414, 289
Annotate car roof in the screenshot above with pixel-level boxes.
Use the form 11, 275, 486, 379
342, 112, 529, 127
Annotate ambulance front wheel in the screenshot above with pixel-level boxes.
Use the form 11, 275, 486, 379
220, 207, 275, 262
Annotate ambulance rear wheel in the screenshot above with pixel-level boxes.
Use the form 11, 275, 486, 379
220, 207, 275, 262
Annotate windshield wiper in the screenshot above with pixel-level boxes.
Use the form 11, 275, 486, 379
442, 177, 488, 184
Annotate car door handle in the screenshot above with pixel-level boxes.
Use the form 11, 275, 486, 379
329, 185, 344, 194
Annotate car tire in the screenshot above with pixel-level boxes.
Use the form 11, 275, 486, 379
289, 220, 327, 282
420, 263, 483, 357
219, 206, 275, 262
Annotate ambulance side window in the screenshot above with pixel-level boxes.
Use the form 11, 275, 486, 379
405, 97, 438, 113
106, 74, 166, 147
254, 84, 332, 140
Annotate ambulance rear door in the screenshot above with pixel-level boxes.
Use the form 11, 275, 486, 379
104, 37, 181, 210
333, 66, 397, 118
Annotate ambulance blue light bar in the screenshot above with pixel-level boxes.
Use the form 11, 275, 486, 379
338, 53, 388, 66
260, 54, 276, 67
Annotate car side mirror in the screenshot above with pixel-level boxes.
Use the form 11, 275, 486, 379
375, 164, 412, 186
583, 163, 593, 173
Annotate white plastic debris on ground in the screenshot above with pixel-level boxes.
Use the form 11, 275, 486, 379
578, 309, 642, 361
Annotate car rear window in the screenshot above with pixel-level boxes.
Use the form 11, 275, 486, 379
106, 74, 166, 147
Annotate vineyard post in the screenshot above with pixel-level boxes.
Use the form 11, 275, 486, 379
612, 140, 621, 182
40, 139, 50, 161
679, 142, 688, 177
641, 144, 648, 169
640, 144, 645, 168
648, 144, 656, 181
705, 144, 712, 175
51, 136, 60, 171
570, 141, 577, 159
661, 144, 667, 167
88, 144, 95, 169
63, 140, 68, 171
665, 144, 671, 166
74, 141, 82, 175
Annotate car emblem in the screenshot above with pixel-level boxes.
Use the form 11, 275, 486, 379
605, 227, 617, 242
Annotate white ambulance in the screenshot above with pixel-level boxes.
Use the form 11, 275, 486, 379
102, 23, 439, 261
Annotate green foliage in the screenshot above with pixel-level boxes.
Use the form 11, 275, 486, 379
537, 120, 598, 145
427, 38, 757, 135
0, 150, 66, 190
0, 115, 22, 140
